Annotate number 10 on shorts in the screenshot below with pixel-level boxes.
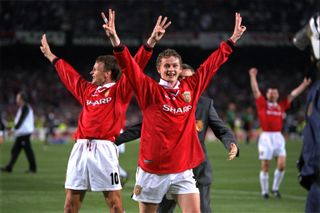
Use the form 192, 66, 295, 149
110, 172, 119, 185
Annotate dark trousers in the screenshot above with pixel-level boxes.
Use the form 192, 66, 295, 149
306, 182, 320, 213
6, 134, 36, 172
157, 184, 212, 213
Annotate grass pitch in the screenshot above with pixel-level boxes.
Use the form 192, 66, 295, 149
0, 139, 307, 212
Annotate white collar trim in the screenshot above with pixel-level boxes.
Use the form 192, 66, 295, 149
159, 79, 180, 89
97, 82, 116, 90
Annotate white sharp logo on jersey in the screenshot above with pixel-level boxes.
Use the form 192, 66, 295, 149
162, 104, 192, 114
86, 97, 112, 106
266, 110, 282, 116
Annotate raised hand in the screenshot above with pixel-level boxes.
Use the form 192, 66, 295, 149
249, 67, 258, 77
147, 16, 172, 47
40, 34, 56, 62
230, 12, 246, 43
101, 9, 120, 47
227, 143, 238, 160
302, 78, 312, 87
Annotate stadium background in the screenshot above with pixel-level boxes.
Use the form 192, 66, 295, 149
0, 0, 319, 212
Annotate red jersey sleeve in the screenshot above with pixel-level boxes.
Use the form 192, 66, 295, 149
279, 98, 291, 111
108, 44, 153, 104
134, 44, 153, 71
113, 45, 156, 109
255, 95, 266, 110
54, 59, 91, 105
184, 40, 234, 97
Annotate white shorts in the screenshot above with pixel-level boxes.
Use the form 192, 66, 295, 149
258, 132, 286, 160
65, 139, 122, 191
132, 167, 199, 203
118, 143, 126, 154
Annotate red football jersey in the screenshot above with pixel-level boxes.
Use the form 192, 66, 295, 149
53, 45, 152, 141
255, 95, 291, 132
114, 41, 234, 174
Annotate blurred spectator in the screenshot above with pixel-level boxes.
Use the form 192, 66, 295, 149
1, 91, 37, 173
1, 0, 318, 34
0, 110, 6, 145
242, 106, 254, 144
226, 102, 237, 132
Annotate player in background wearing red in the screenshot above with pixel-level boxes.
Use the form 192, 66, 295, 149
103, 9, 245, 213
249, 67, 311, 199
39, 12, 170, 212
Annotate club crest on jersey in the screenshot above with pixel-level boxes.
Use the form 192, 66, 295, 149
182, 91, 191, 103
196, 120, 204, 132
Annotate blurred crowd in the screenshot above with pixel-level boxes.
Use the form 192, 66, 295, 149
1, 0, 317, 142
1, 0, 318, 35
0, 46, 310, 142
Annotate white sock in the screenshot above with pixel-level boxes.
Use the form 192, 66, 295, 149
119, 165, 128, 177
272, 169, 285, 191
260, 171, 269, 195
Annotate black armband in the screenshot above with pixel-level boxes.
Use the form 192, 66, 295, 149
226, 39, 236, 50
113, 43, 125, 52
143, 43, 153, 52
52, 57, 60, 65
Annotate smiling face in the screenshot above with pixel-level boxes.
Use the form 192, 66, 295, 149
90, 61, 111, 86
157, 56, 182, 84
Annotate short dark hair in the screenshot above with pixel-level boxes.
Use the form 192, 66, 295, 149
156, 49, 182, 69
18, 91, 29, 103
266, 83, 278, 90
96, 55, 121, 81
182, 63, 195, 72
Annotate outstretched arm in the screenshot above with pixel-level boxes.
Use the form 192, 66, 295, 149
288, 78, 311, 103
229, 12, 246, 43
185, 13, 246, 95
40, 34, 88, 104
248, 67, 261, 99
103, 9, 158, 108
40, 34, 57, 62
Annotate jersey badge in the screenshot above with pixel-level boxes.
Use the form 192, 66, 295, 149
182, 91, 191, 103
134, 185, 142, 196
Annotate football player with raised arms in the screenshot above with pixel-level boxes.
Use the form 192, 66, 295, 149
103, 9, 245, 213
249, 67, 310, 199
40, 13, 170, 213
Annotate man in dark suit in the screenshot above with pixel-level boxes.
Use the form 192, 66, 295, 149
116, 64, 238, 213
